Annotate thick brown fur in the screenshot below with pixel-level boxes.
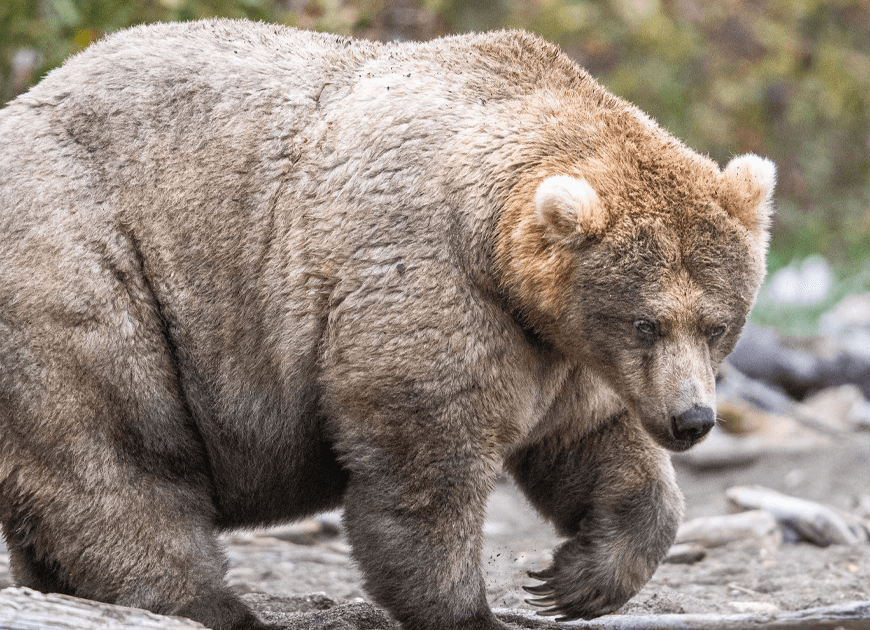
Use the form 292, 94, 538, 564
0, 20, 774, 630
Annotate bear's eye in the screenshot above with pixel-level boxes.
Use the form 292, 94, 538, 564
709, 324, 727, 342
634, 319, 659, 342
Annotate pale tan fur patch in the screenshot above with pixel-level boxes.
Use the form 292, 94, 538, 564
719, 154, 777, 246
535, 175, 606, 238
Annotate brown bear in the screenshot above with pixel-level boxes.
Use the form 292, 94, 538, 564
0, 19, 774, 630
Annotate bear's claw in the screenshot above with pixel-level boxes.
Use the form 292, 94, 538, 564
523, 564, 626, 622
524, 571, 565, 617
522, 583, 553, 596
525, 599, 557, 610
526, 568, 556, 581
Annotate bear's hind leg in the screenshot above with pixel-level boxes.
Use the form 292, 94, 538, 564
0, 317, 274, 629
339, 438, 507, 630
0, 453, 274, 630
4, 533, 75, 597
506, 412, 684, 621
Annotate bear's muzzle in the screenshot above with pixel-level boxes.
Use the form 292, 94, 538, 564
670, 405, 715, 443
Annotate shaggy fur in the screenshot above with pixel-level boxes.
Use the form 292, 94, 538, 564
0, 20, 774, 630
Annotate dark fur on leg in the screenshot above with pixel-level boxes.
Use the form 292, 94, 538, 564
176, 590, 279, 630
507, 412, 683, 620
339, 440, 507, 630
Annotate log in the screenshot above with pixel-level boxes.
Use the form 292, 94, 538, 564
675, 510, 780, 548
726, 485, 868, 546
662, 542, 706, 564
0, 587, 206, 629
3, 586, 868, 630
495, 600, 870, 629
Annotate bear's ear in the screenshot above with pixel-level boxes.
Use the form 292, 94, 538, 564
534, 175, 606, 239
719, 154, 776, 243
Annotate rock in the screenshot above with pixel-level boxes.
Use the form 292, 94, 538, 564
0, 586, 400, 630
716, 362, 796, 416
253, 600, 398, 629
502, 600, 870, 629
716, 363, 852, 439
242, 592, 339, 613
316, 511, 344, 536
729, 323, 870, 401
3, 586, 870, 630
821, 347, 870, 400
675, 510, 781, 549
820, 293, 870, 344
725, 485, 867, 546
763, 255, 832, 306
671, 429, 763, 469
729, 325, 825, 400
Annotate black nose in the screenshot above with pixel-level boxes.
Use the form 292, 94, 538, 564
671, 406, 715, 441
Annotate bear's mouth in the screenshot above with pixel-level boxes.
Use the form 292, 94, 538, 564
663, 434, 705, 453
641, 417, 713, 453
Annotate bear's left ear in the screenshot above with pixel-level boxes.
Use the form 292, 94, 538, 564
719, 154, 776, 245
534, 175, 607, 240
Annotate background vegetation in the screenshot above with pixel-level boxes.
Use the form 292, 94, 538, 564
2, 0, 868, 333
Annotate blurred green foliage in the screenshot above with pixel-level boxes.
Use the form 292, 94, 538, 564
2, 0, 869, 331
0, 0, 386, 106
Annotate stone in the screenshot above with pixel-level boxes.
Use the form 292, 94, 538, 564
763, 255, 831, 306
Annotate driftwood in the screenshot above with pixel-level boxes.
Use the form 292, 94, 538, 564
496, 601, 870, 629
0, 587, 205, 629
2, 587, 869, 630
662, 542, 706, 564
669, 429, 832, 472
675, 510, 780, 548
726, 485, 870, 546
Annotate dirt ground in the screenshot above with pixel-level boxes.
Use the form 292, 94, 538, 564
1, 434, 869, 625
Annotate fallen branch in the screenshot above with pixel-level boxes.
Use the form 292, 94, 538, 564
3, 586, 868, 630
726, 485, 869, 545
0, 587, 205, 630
496, 600, 870, 629
675, 509, 780, 548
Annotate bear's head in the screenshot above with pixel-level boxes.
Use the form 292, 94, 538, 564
498, 142, 775, 452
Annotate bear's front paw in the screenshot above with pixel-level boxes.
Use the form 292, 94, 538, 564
522, 538, 651, 621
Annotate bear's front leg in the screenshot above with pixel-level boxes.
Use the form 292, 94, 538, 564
338, 432, 507, 630
506, 411, 684, 621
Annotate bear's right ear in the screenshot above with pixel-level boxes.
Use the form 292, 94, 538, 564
534, 175, 606, 240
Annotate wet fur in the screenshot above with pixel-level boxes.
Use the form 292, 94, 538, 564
0, 20, 771, 630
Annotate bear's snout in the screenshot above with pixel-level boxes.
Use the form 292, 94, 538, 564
670, 406, 715, 443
